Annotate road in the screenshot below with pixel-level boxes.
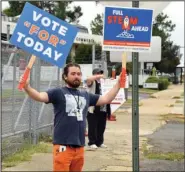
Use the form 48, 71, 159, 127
140, 121, 184, 171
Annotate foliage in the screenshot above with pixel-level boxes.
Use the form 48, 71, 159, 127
2, 142, 52, 168
152, 13, 181, 73
159, 76, 170, 82
74, 44, 92, 64
3, 1, 83, 23
90, 13, 103, 35
157, 57, 180, 74
3, 1, 38, 17
145, 76, 159, 83
158, 78, 170, 90
54, 1, 83, 22
145, 76, 169, 90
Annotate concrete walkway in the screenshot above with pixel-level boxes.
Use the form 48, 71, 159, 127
3, 84, 184, 171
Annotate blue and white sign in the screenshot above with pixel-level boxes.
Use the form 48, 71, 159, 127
143, 83, 158, 89
103, 6, 153, 52
10, 2, 79, 68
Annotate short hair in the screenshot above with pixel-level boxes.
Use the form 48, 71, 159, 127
62, 63, 81, 81
92, 68, 104, 75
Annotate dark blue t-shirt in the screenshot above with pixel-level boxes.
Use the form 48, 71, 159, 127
46, 86, 99, 146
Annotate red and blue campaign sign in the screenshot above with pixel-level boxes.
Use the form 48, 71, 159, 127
10, 2, 78, 68
102, 6, 153, 52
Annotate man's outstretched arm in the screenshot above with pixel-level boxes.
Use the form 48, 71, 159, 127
86, 74, 104, 87
20, 76, 49, 103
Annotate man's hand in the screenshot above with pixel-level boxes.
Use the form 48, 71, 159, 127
19, 74, 30, 89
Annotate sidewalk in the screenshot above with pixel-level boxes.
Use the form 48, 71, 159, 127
3, 84, 184, 171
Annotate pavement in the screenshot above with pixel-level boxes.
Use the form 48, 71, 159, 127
3, 84, 184, 171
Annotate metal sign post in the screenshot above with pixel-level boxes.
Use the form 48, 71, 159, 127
132, 1, 139, 172
102, 2, 153, 171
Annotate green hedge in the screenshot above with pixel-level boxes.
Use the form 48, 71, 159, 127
145, 76, 169, 90
158, 78, 170, 90
159, 76, 171, 82
145, 76, 159, 83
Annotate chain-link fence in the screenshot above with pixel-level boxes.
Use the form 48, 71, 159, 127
1, 41, 63, 157
1, 39, 108, 158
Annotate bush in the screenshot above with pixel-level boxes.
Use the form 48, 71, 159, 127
145, 76, 159, 83
145, 76, 169, 91
158, 78, 170, 90
159, 76, 170, 82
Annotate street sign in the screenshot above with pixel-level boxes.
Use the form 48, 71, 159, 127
143, 83, 158, 88
102, 6, 153, 52
10, 2, 78, 68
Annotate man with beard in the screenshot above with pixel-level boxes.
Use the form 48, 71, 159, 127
19, 63, 121, 172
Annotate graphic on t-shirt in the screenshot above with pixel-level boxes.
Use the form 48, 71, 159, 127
65, 94, 86, 118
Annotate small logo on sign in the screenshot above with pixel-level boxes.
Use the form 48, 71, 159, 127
116, 31, 134, 39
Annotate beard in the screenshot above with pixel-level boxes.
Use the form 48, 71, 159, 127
66, 79, 81, 88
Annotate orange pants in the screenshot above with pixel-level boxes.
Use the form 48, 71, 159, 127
53, 145, 84, 172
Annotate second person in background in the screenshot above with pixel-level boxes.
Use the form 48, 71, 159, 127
86, 68, 111, 150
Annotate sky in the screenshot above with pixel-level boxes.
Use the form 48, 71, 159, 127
1, 1, 184, 64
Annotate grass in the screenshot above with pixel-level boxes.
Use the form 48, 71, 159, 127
142, 142, 184, 161
39, 134, 53, 143
2, 142, 52, 169
128, 87, 159, 94
149, 95, 158, 98
168, 104, 174, 107
2, 89, 25, 99
124, 99, 143, 106
139, 102, 143, 106
175, 100, 183, 104
160, 113, 184, 123
172, 96, 181, 99
146, 152, 184, 161
125, 99, 132, 104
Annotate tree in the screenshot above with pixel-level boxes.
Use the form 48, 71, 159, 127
152, 13, 181, 74
74, 44, 92, 64
3, 1, 83, 22
74, 44, 103, 64
3, 1, 41, 17
90, 13, 103, 35
54, 1, 82, 22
